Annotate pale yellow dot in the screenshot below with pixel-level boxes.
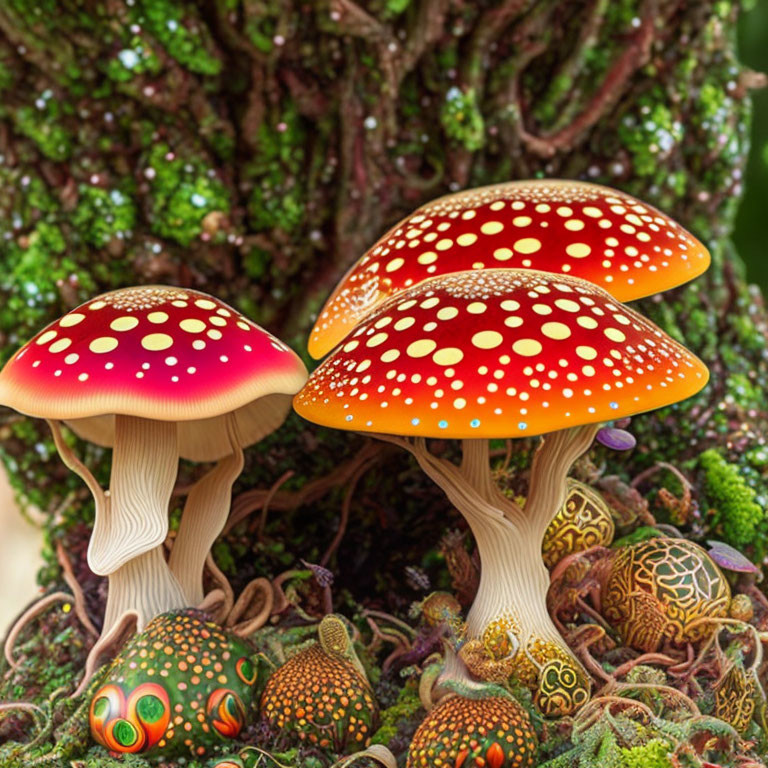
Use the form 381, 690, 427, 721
542, 322, 571, 340
192, 340, 206, 350
457, 233, 478, 246
142, 333, 174, 351
209, 316, 226, 327
195, 299, 217, 310
90, 337, 119, 354
207, 329, 223, 340
513, 216, 531, 227
437, 307, 459, 321
514, 238, 541, 254
381, 349, 400, 363
501, 300, 520, 311
386, 257, 405, 272
237, 321, 251, 331
493, 248, 513, 261
461, 210, 477, 220
472, 331, 503, 349
556, 206, 573, 217
512, 339, 542, 357
535, 203, 551, 213
604, 328, 626, 342
453, 397, 467, 410
421, 297, 440, 309
418, 252, 438, 265
566, 243, 591, 258
394, 317, 416, 331
64, 353, 79, 365
217, 308, 232, 317
356, 359, 371, 372
467, 302, 487, 314
436, 238, 453, 251
582, 365, 596, 376
180, 319, 206, 333
555, 299, 580, 313
89, 300, 107, 310
577, 316, 599, 329
49, 338, 72, 353
583, 206, 602, 218
111, 316, 139, 332
36, 330, 57, 345
480, 221, 504, 235
565, 219, 585, 231
78, 373, 89, 382
60, 313, 85, 328
505, 316, 523, 328
398, 300, 417, 311
533, 304, 552, 315
172, 300, 188, 308
576, 346, 598, 360
343, 340, 359, 352
148, 312, 169, 324
366, 332, 388, 347
433, 347, 464, 366
407, 339, 437, 358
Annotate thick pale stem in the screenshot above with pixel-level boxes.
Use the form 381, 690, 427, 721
169, 414, 244, 605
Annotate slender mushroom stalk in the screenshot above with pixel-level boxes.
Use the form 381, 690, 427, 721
295, 268, 709, 715
0, 285, 307, 644
309, 179, 710, 359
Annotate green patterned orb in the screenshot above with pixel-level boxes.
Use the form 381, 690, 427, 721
90, 610, 258, 759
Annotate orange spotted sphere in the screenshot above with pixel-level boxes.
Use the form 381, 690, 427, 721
407, 694, 538, 768
260, 642, 379, 753
89, 611, 258, 759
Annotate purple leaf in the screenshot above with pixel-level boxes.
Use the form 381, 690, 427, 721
707, 540, 760, 573
596, 427, 636, 451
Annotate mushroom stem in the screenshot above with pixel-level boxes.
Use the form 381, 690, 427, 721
168, 414, 244, 605
89, 415, 185, 632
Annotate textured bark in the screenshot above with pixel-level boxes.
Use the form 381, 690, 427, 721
0, 0, 764, 608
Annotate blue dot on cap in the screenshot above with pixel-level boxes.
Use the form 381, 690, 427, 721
518, 422, 528, 430
345, 415, 353, 421
411, 417, 420, 426
470, 419, 481, 428
610, 402, 619, 409
438, 420, 448, 429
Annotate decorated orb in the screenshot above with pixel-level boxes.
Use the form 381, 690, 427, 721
542, 479, 615, 569
407, 693, 538, 768
714, 662, 757, 733
602, 538, 731, 653
260, 614, 379, 753
90, 610, 257, 759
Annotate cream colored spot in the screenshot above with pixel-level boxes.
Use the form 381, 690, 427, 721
60, 313, 85, 328
501, 300, 520, 311
577, 316, 599, 329
472, 331, 503, 349
565, 219, 585, 231
381, 349, 400, 363
453, 397, 467, 410
89, 300, 107, 310
343, 340, 360, 352
542, 322, 571, 340
180, 319, 206, 333
210, 316, 226, 327
556, 206, 573, 217
64, 353, 79, 365
111, 316, 139, 332
192, 340, 206, 350
421, 297, 440, 309
237, 321, 251, 331
418, 252, 438, 265
457, 233, 478, 246
505, 316, 523, 328
49, 338, 72, 354
207, 329, 223, 340
147, 311, 169, 324
195, 299, 217, 310
514, 238, 541, 254
394, 317, 416, 331
583, 206, 602, 218
90, 337, 119, 354
434, 347, 464, 366
437, 307, 459, 321
436, 238, 453, 251
513, 216, 531, 227
480, 221, 504, 235
356, 360, 371, 372
386, 257, 405, 272
555, 299, 580, 313
142, 333, 174, 351
78, 373, 89, 382
605, 328, 626, 342
36, 330, 57, 345
494, 248, 513, 261
217, 308, 232, 317
535, 204, 551, 213
512, 339, 542, 357
533, 304, 552, 315
566, 243, 591, 258
461, 210, 477, 220
367, 332, 388, 347
172, 300, 188, 308
398, 300, 417, 311
582, 365, 596, 376
576, 346, 598, 360
467, 302, 487, 314
407, 339, 437, 358
165, 356, 178, 366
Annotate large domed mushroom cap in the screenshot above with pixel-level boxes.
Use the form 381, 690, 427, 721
0, 285, 308, 461
296, 269, 709, 439
309, 179, 710, 357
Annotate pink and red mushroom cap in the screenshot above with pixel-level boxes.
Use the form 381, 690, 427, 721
295, 269, 709, 439
308, 180, 710, 358
0, 286, 308, 460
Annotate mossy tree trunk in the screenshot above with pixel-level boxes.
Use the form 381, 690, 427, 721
0, 0, 765, 617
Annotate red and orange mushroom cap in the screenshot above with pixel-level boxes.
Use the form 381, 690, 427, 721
295, 269, 708, 439
308, 180, 710, 358
0, 286, 308, 460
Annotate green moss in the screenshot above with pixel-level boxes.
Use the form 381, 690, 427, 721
441, 87, 485, 152
104, 37, 161, 83
619, 739, 674, 768
14, 102, 72, 162
699, 448, 766, 555
370, 678, 423, 746
71, 184, 137, 248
